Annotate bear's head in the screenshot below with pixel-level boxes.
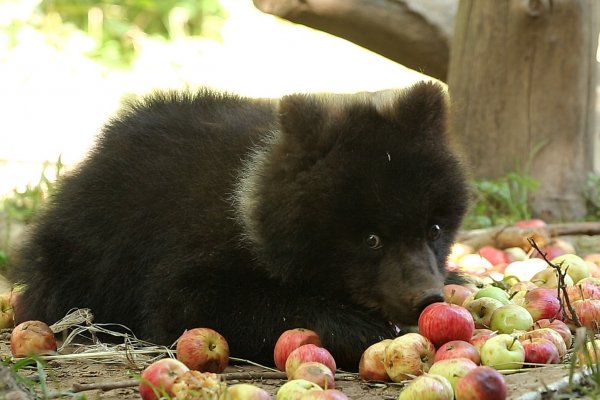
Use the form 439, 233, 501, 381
236, 81, 470, 326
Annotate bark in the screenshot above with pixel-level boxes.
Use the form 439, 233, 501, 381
448, 0, 600, 221
253, 0, 456, 81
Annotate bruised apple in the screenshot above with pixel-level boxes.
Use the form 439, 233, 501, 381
292, 362, 335, 389
140, 358, 190, 400
171, 370, 226, 399
358, 339, 392, 381
384, 333, 435, 382
274, 328, 322, 371
176, 328, 229, 373
10, 320, 57, 357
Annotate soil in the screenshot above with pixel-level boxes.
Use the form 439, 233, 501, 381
0, 335, 592, 400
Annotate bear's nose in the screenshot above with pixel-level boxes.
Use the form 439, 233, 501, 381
416, 292, 444, 314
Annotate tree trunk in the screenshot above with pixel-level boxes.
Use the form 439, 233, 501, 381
448, 0, 599, 221
253, 0, 456, 81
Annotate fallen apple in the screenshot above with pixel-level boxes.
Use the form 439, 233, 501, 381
552, 254, 590, 284
463, 297, 504, 329
455, 366, 507, 400
489, 304, 534, 334
533, 318, 572, 348
10, 320, 57, 357
276, 379, 322, 400
285, 344, 336, 379
521, 337, 560, 365
171, 370, 226, 400
577, 338, 600, 365
564, 282, 600, 302
221, 383, 271, 400
470, 329, 496, 354
299, 389, 349, 400
480, 334, 525, 370
457, 253, 493, 275
519, 328, 567, 358
531, 267, 574, 288
358, 339, 392, 381
139, 358, 190, 400
570, 299, 600, 333
443, 284, 475, 306
523, 288, 561, 322
292, 362, 335, 389
397, 373, 454, 400
479, 246, 509, 266
474, 286, 511, 305
384, 333, 436, 382
176, 327, 229, 373
274, 328, 322, 371
434, 340, 480, 364
418, 302, 475, 347
428, 357, 477, 392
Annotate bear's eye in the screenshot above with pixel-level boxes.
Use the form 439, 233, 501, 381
365, 234, 382, 250
428, 224, 442, 241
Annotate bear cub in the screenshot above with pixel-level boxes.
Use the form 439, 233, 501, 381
12, 81, 469, 370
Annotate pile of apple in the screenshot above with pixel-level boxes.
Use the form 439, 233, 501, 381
359, 250, 600, 400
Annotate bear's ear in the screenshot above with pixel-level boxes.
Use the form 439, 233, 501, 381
278, 93, 325, 141
378, 81, 448, 137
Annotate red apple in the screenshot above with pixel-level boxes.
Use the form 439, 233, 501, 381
384, 333, 435, 382
470, 329, 496, 354
513, 219, 546, 228
274, 328, 322, 371
285, 344, 336, 379
434, 340, 480, 364
521, 337, 560, 365
455, 366, 507, 400
358, 339, 392, 381
397, 373, 454, 400
300, 389, 349, 400
429, 357, 478, 392
518, 328, 566, 358
171, 371, 226, 399
478, 246, 509, 266
523, 288, 561, 321
292, 362, 335, 389
139, 358, 190, 400
571, 299, 600, 333
564, 282, 600, 302
176, 328, 229, 373
418, 302, 475, 347
533, 319, 572, 348
10, 320, 57, 357
221, 383, 271, 400
443, 284, 475, 306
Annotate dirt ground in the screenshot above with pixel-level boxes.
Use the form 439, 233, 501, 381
0, 335, 592, 400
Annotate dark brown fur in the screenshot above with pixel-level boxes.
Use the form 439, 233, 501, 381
11, 82, 469, 370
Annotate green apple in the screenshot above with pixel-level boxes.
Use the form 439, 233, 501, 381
276, 379, 322, 400
428, 357, 477, 392
474, 286, 511, 305
397, 373, 454, 400
531, 267, 574, 288
490, 304, 534, 334
463, 297, 504, 329
551, 254, 590, 284
480, 334, 525, 370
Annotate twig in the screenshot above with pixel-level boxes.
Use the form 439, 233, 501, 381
527, 237, 581, 327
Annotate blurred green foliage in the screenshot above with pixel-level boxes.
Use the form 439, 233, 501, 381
584, 172, 600, 220
463, 171, 540, 229
38, 0, 226, 66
